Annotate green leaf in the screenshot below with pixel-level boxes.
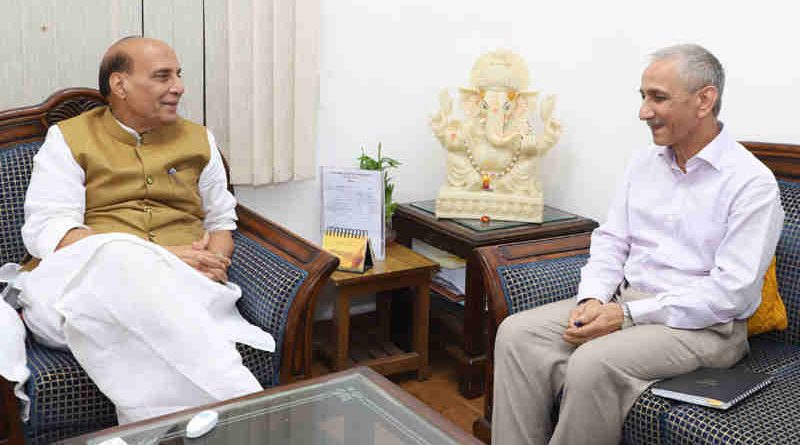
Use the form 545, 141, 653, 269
358, 142, 401, 224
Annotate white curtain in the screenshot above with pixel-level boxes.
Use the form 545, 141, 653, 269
220, 0, 320, 185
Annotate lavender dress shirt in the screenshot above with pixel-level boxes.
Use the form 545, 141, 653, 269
577, 127, 784, 329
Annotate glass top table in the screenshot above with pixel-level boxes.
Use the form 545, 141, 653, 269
409, 199, 577, 232
64, 367, 480, 445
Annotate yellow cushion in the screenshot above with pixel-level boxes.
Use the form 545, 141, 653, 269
748, 257, 788, 336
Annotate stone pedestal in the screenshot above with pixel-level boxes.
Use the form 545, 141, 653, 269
435, 187, 544, 223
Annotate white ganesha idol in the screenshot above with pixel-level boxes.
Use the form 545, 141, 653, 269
430, 50, 561, 223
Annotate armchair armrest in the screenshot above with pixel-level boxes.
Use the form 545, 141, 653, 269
230, 205, 338, 384
473, 233, 591, 441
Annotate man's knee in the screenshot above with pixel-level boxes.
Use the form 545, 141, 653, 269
563, 340, 618, 389
496, 309, 558, 362
495, 312, 531, 357
93, 240, 162, 271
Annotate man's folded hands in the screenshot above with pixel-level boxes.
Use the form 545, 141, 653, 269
167, 236, 231, 284
564, 299, 625, 346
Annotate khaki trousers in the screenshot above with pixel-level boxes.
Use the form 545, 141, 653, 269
491, 287, 748, 445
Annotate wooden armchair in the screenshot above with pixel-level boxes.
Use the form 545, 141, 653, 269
0, 88, 338, 445
473, 142, 800, 444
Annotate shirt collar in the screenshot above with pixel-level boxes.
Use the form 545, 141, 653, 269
101, 106, 180, 146
655, 123, 729, 172
693, 123, 729, 171
113, 116, 143, 144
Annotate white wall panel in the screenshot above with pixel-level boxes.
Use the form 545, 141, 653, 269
203, 0, 230, 160
0, 0, 140, 109
236, 0, 800, 244
143, 0, 204, 124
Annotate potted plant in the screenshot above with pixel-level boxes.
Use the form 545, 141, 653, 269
358, 142, 401, 242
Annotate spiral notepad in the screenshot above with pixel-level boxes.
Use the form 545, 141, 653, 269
651, 367, 772, 410
322, 227, 374, 273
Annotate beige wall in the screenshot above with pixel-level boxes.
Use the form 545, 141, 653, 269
0, 0, 203, 123
0, 0, 139, 109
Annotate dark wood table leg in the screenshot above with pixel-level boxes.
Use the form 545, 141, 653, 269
333, 289, 351, 371
376, 291, 392, 344
413, 279, 431, 381
459, 252, 486, 398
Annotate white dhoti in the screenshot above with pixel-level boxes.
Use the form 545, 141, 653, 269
18, 233, 275, 424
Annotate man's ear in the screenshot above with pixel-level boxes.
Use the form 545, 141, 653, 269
696, 85, 718, 118
109, 72, 127, 100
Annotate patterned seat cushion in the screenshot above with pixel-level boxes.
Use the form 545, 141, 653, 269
622, 338, 800, 445
623, 391, 675, 445
24, 339, 276, 445
24, 335, 116, 434
659, 360, 800, 445
237, 343, 276, 389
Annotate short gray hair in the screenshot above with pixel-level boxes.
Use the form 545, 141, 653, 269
651, 44, 725, 116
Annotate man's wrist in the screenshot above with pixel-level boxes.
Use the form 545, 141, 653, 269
620, 302, 634, 329
577, 297, 602, 306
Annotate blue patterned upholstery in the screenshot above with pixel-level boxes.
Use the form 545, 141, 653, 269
0, 141, 41, 271
494, 179, 800, 445
230, 231, 308, 386
660, 361, 800, 444
623, 391, 675, 445
498, 254, 588, 314
24, 337, 116, 433
0, 139, 308, 444
763, 179, 800, 345
17, 231, 306, 444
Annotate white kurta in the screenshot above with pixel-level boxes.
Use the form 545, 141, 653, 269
0, 122, 274, 424
0, 264, 30, 420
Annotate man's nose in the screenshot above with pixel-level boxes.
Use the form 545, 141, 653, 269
639, 101, 653, 121
171, 76, 185, 96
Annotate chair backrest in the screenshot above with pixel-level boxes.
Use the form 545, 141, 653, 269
0, 89, 106, 268
744, 142, 800, 345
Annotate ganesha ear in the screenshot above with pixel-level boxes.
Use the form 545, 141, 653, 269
459, 87, 482, 117
518, 91, 539, 109
513, 90, 539, 118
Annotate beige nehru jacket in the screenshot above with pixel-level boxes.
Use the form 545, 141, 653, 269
58, 106, 210, 247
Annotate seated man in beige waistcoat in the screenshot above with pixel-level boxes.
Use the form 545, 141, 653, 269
492, 44, 784, 445
13, 36, 274, 423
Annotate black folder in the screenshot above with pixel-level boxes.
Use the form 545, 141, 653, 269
650, 367, 772, 410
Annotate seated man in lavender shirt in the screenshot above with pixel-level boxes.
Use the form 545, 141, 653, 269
491, 44, 784, 445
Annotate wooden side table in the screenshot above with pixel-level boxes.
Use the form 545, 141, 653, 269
393, 200, 599, 397
317, 243, 439, 380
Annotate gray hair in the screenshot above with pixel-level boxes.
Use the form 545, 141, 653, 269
651, 44, 725, 116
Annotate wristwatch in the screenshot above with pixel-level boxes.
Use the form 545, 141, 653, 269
621, 302, 634, 329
